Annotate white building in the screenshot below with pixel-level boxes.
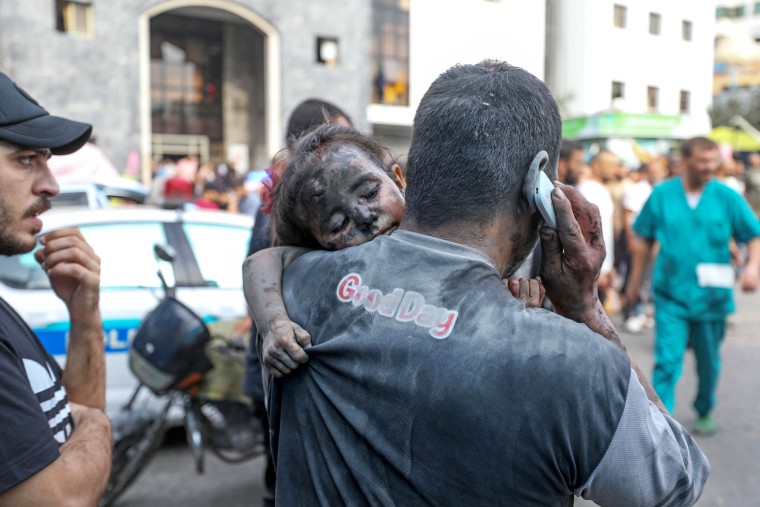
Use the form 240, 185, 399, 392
370, 0, 547, 156
713, 2, 760, 98
545, 0, 716, 160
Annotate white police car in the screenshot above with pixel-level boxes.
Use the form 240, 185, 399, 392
0, 207, 253, 415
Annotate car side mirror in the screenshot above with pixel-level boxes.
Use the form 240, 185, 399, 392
153, 243, 176, 297
154, 244, 177, 263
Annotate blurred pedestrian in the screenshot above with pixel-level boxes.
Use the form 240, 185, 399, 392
626, 136, 760, 435
237, 172, 265, 218
191, 181, 227, 210
743, 152, 760, 216
717, 156, 745, 195
285, 98, 352, 147
556, 140, 584, 185
621, 163, 655, 332
0, 72, 111, 504
577, 150, 616, 308
194, 161, 216, 196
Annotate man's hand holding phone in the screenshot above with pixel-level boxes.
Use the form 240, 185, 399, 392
538, 183, 606, 322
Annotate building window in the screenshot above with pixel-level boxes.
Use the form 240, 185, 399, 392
647, 86, 659, 110
718, 6, 749, 18
682, 20, 693, 41
613, 4, 627, 28
55, 0, 93, 37
680, 90, 690, 113
755, 2, 760, 14
316, 37, 339, 66
612, 81, 625, 100
372, 0, 410, 106
649, 13, 661, 35
150, 14, 224, 141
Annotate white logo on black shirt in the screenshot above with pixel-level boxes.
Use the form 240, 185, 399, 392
23, 359, 72, 444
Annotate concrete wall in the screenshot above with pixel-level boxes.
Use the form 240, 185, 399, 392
546, 0, 715, 134
0, 0, 370, 172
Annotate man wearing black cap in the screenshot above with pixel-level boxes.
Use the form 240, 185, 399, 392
0, 72, 111, 505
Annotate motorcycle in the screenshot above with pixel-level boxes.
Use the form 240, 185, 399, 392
99, 244, 265, 507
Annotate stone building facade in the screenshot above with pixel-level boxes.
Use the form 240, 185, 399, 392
0, 0, 371, 178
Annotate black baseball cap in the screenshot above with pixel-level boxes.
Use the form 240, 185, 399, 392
0, 72, 92, 155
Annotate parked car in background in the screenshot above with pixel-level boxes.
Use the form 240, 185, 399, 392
0, 207, 253, 415
53, 180, 150, 209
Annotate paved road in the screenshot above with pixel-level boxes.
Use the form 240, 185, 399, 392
578, 290, 760, 507
117, 291, 760, 507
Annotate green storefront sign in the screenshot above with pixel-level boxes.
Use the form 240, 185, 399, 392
562, 112, 683, 139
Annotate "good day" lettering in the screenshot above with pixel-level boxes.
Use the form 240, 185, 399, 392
336, 273, 458, 339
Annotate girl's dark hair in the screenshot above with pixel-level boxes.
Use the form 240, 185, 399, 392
272, 124, 394, 248
285, 99, 352, 149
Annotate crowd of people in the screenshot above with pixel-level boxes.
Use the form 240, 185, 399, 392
556, 137, 760, 437
8, 57, 760, 505
557, 140, 760, 330
148, 155, 265, 215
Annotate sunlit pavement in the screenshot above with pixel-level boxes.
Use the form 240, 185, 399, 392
578, 289, 760, 507
118, 290, 760, 507
116, 425, 267, 507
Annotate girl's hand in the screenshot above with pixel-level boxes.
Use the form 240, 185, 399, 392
506, 277, 545, 308
262, 316, 312, 377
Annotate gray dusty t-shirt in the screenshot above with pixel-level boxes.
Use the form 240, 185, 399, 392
270, 231, 709, 506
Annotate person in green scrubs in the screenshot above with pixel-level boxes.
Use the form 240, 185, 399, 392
626, 136, 760, 435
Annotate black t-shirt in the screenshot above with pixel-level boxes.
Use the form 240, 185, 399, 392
0, 297, 72, 494
269, 231, 709, 506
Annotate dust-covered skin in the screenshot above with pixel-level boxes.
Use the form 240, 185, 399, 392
539, 183, 605, 319
505, 277, 545, 307
242, 246, 314, 377
501, 209, 542, 278
297, 145, 405, 250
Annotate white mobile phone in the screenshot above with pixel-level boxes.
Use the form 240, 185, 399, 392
534, 171, 557, 229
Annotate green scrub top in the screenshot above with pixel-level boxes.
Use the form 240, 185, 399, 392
633, 178, 760, 321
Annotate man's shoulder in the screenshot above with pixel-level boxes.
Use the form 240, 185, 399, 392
485, 307, 631, 387
712, 179, 745, 200
288, 240, 382, 271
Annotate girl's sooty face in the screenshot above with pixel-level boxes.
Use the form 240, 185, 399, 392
301, 145, 405, 250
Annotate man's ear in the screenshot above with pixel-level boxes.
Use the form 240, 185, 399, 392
391, 163, 406, 192
521, 152, 549, 215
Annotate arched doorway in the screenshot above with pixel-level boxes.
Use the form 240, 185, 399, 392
138, 1, 281, 184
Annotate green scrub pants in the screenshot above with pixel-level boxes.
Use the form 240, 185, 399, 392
653, 304, 726, 416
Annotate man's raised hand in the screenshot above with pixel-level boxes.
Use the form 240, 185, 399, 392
539, 184, 606, 321
34, 227, 100, 320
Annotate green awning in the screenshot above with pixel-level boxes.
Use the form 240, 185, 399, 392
563, 112, 683, 139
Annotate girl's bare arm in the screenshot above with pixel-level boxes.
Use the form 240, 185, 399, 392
243, 246, 312, 377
